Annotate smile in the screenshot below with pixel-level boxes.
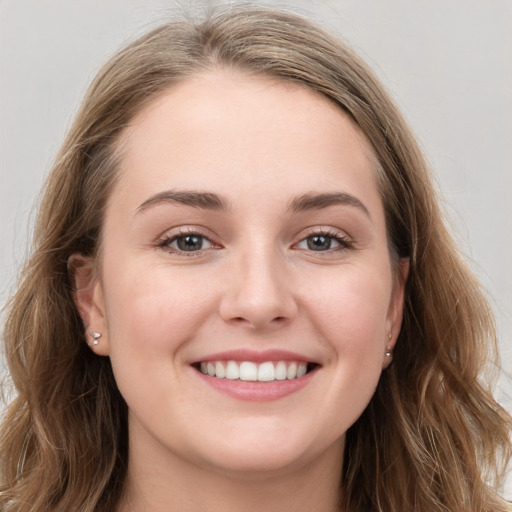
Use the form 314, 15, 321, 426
198, 360, 312, 381
191, 350, 320, 401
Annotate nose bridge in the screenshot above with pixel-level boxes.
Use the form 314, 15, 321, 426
219, 239, 297, 328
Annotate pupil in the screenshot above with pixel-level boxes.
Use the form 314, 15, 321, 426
307, 235, 331, 251
177, 235, 202, 251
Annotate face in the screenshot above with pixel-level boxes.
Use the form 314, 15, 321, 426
74, 71, 406, 477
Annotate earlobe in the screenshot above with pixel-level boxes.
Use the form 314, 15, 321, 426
68, 253, 110, 356
383, 258, 410, 368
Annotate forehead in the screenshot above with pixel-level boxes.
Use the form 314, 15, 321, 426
111, 70, 380, 212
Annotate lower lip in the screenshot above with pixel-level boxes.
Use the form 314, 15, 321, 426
195, 369, 316, 402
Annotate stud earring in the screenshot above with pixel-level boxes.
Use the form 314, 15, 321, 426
385, 332, 393, 357
89, 332, 102, 346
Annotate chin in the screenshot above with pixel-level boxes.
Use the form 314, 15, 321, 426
203, 444, 311, 476
190, 421, 334, 476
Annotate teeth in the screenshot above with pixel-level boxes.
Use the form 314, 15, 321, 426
240, 362, 258, 381
275, 361, 287, 380
215, 361, 226, 379
258, 362, 275, 381
198, 360, 310, 381
287, 362, 297, 380
297, 364, 307, 379
226, 361, 239, 380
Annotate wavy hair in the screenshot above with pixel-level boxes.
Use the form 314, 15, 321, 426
1, 6, 511, 511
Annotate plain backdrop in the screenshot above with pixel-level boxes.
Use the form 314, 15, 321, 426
1, 0, 511, 498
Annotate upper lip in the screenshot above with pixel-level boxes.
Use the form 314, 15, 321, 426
191, 349, 318, 364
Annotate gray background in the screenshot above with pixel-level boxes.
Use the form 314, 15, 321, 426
1, 0, 511, 497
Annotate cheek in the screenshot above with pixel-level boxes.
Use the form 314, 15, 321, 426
284, 265, 392, 446
302, 265, 392, 354
300, 264, 391, 411
102, 261, 215, 368
100, 262, 220, 422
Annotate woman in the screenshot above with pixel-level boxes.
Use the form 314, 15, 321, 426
1, 6, 510, 512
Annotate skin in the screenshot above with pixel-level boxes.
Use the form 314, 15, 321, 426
72, 71, 407, 512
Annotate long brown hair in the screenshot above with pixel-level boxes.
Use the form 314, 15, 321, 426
1, 6, 510, 511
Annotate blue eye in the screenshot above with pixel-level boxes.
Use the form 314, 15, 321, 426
296, 232, 351, 252
306, 234, 336, 251
160, 233, 213, 253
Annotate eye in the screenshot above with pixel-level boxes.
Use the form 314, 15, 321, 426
296, 231, 352, 252
158, 231, 215, 253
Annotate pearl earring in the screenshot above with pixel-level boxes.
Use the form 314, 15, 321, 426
89, 332, 102, 346
385, 332, 392, 357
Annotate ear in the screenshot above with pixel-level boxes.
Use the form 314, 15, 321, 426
383, 258, 409, 368
68, 253, 110, 356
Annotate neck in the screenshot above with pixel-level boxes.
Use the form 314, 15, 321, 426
117, 425, 344, 512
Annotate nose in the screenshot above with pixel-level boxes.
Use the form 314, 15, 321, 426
218, 245, 298, 330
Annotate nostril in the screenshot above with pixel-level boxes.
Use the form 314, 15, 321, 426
231, 317, 251, 326
229, 315, 287, 328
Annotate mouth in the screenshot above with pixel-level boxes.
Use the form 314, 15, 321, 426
192, 360, 319, 382
190, 349, 320, 401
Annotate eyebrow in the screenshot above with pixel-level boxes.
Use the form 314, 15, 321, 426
136, 190, 229, 213
289, 192, 370, 218
136, 189, 370, 218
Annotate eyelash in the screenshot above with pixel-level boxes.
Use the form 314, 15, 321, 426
296, 229, 354, 253
156, 228, 353, 255
156, 228, 218, 254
